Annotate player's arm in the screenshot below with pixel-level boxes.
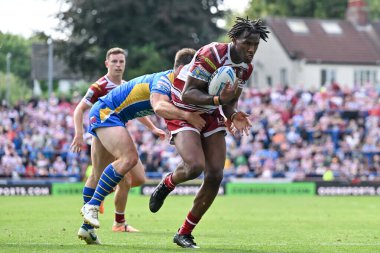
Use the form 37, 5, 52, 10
222, 86, 243, 120
137, 116, 166, 140
70, 100, 91, 152
150, 93, 205, 131
222, 87, 251, 136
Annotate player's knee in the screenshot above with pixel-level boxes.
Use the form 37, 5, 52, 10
132, 175, 145, 187
89, 171, 101, 182
118, 155, 139, 174
204, 170, 223, 186
184, 161, 204, 179
86, 173, 98, 188
119, 176, 132, 189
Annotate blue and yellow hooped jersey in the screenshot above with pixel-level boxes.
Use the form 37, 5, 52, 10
98, 70, 174, 123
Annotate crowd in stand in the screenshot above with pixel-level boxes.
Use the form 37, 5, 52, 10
1, 83, 379, 182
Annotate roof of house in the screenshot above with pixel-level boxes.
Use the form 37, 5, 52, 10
265, 17, 380, 65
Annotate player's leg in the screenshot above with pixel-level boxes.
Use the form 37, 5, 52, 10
90, 138, 116, 214
81, 126, 138, 228
149, 130, 205, 213
113, 175, 131, 231
189, 131, 225, 217
78, 138, 114, 244
112, 159, 145, 232
174, 131, 226, 248
129, 159, 146, 187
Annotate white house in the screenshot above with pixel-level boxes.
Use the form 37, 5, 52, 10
252, 0, 380, 90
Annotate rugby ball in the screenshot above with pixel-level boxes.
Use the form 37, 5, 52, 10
208, 66, 236, 96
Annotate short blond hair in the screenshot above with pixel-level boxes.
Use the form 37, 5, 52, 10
174, 48, 196, 70
106, 47, 126, 60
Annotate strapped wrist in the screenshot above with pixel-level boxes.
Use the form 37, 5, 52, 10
230, 111, 238, 121
213, 96, 220, 106
218, 95, 223, 105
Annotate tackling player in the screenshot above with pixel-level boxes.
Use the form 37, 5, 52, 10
72, 48, 162, 244
80, 48, 205, 243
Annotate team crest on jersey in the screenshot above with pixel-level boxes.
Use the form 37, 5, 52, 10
235, 69, 247, 88
235, 69, 244, 79
90, 116, 97, 124
217, 117, 225, 126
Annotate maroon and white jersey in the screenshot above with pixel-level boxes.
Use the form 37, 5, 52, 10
82, 75, 126, 106
171, 42, 253, 113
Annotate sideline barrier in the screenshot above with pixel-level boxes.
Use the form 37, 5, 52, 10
316, 181, 380, 196
0, 184, 51, 196
51, 182, 141, 196
226, 182, 315, 196
52, 182, 84, 196
3, 181, 380, 196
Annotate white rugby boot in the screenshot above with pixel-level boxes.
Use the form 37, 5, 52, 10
80, 204, 100, 228
77, 225, 101, 245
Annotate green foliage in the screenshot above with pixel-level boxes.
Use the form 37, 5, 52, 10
368, 0, 380, 20
126, 44, 171, 80
0, 33, 32, 81
244, 0, 380, 19
0, 72, 32, 104
56, 0, 227, 78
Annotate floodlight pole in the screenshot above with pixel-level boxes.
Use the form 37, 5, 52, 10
6, 52, 12, 105
47, 38, 54, 98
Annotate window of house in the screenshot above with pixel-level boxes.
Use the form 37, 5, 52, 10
354, 69, 378, 86
287, 20, 309, 34
253, 70, 259, 87
321, 22, 343, 35
280, 68, 288, 86
321, 69, 336, 86
266, 76, 272, 87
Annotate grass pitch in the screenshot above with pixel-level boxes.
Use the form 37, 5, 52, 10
0, 195, 380, 253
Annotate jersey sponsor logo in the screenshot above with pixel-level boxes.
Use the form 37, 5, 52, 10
202, 56, 217, 71
91, 83, 102, 91
134, 109, 154, 118
84, 89, 95, 101
155, 82, 170, 94
190, 65, 210, 82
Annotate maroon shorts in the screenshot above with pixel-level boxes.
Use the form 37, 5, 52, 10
165, 109, 226, 142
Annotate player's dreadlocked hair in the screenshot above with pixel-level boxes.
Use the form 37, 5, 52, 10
228, 17, 269, 42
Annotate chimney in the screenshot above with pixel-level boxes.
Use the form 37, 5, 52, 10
345, 0, 369, 26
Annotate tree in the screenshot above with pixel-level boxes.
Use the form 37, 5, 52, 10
0, 33, 31, 81
0, 72, 32, 104
244, 0, 380, 20
56, 0, 227, 79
